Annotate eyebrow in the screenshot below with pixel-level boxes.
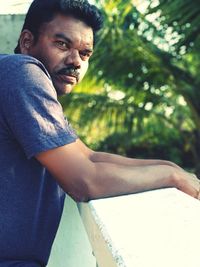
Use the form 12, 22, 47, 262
54, 33, 72, 44
54, 33, 94, 53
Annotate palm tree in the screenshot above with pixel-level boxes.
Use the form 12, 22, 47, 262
147, 0, 200, 48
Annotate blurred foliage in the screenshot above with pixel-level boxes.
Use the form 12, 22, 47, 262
147, 0, 200, 49
60, 0, 200, 173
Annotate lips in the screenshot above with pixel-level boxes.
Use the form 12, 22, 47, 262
57, 74, 77, 84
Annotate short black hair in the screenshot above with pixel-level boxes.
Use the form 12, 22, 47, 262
14, 0, 103, 53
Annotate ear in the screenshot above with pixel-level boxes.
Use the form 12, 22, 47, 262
19, 30, 35, 54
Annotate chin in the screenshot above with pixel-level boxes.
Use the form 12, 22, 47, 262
55, 83, 74, 96
64, 85, 74, 95
57, 88, 73, 96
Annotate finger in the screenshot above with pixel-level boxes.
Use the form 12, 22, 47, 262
196, 181, 200, 199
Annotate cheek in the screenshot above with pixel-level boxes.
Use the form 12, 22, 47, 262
36, 48, 60, 71
79, 62, 89, 80
41, 54, 60, 75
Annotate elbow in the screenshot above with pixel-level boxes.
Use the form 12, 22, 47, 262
70, 189, 91, 203
75, 184, 99, 203
66, 183, 91, 203
67, 168, 98, 203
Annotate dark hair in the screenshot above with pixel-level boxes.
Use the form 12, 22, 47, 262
14, 0, 103, 53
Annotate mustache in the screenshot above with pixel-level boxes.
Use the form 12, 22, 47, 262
56, 66, 80, 81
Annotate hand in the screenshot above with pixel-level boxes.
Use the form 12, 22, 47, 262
173, 170, 200, 199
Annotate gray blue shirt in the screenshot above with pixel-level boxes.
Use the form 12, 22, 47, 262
0, 54, 77, 267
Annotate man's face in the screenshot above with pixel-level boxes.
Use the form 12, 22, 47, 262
25, 14, 94, 95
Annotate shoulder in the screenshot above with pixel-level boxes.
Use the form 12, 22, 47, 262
0, 54, 56, 99
0, 54, 50, 79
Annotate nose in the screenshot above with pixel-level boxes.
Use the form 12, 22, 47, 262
64, 49, 81, 69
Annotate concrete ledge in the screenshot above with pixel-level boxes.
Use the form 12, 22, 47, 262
78, 188, 200, 267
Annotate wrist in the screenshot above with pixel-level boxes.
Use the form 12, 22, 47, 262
167, 168, 182, 189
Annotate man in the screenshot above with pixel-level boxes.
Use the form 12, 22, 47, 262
0, 0, 199, 266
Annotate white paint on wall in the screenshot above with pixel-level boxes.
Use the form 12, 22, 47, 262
47, 197, 96, 267
0, 15, 24, 53
0, 0, 31, 14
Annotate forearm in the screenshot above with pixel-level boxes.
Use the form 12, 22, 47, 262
36, 140, 199, 202
87, 163, 177, 200
77, 139, 181, 170
90, 151, 181, 169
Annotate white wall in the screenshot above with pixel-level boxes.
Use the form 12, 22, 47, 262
0, 15, 24, 53
48, 197, 95, 267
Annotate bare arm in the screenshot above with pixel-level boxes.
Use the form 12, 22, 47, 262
36, 139, 199, 202
76, 139, 182, 169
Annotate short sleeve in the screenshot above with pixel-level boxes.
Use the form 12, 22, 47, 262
0, 55, 78, 159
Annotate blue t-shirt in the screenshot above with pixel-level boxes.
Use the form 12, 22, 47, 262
0, 54, 78, 267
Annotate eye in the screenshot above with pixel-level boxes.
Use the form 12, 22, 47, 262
80, 51, 92, 61
55, 41, 69, 49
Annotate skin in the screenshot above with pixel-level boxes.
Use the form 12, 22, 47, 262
20, 14, 93, 95
19, 14, 200, 202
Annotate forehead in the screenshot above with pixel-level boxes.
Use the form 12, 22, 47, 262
40, 14, 94, 47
